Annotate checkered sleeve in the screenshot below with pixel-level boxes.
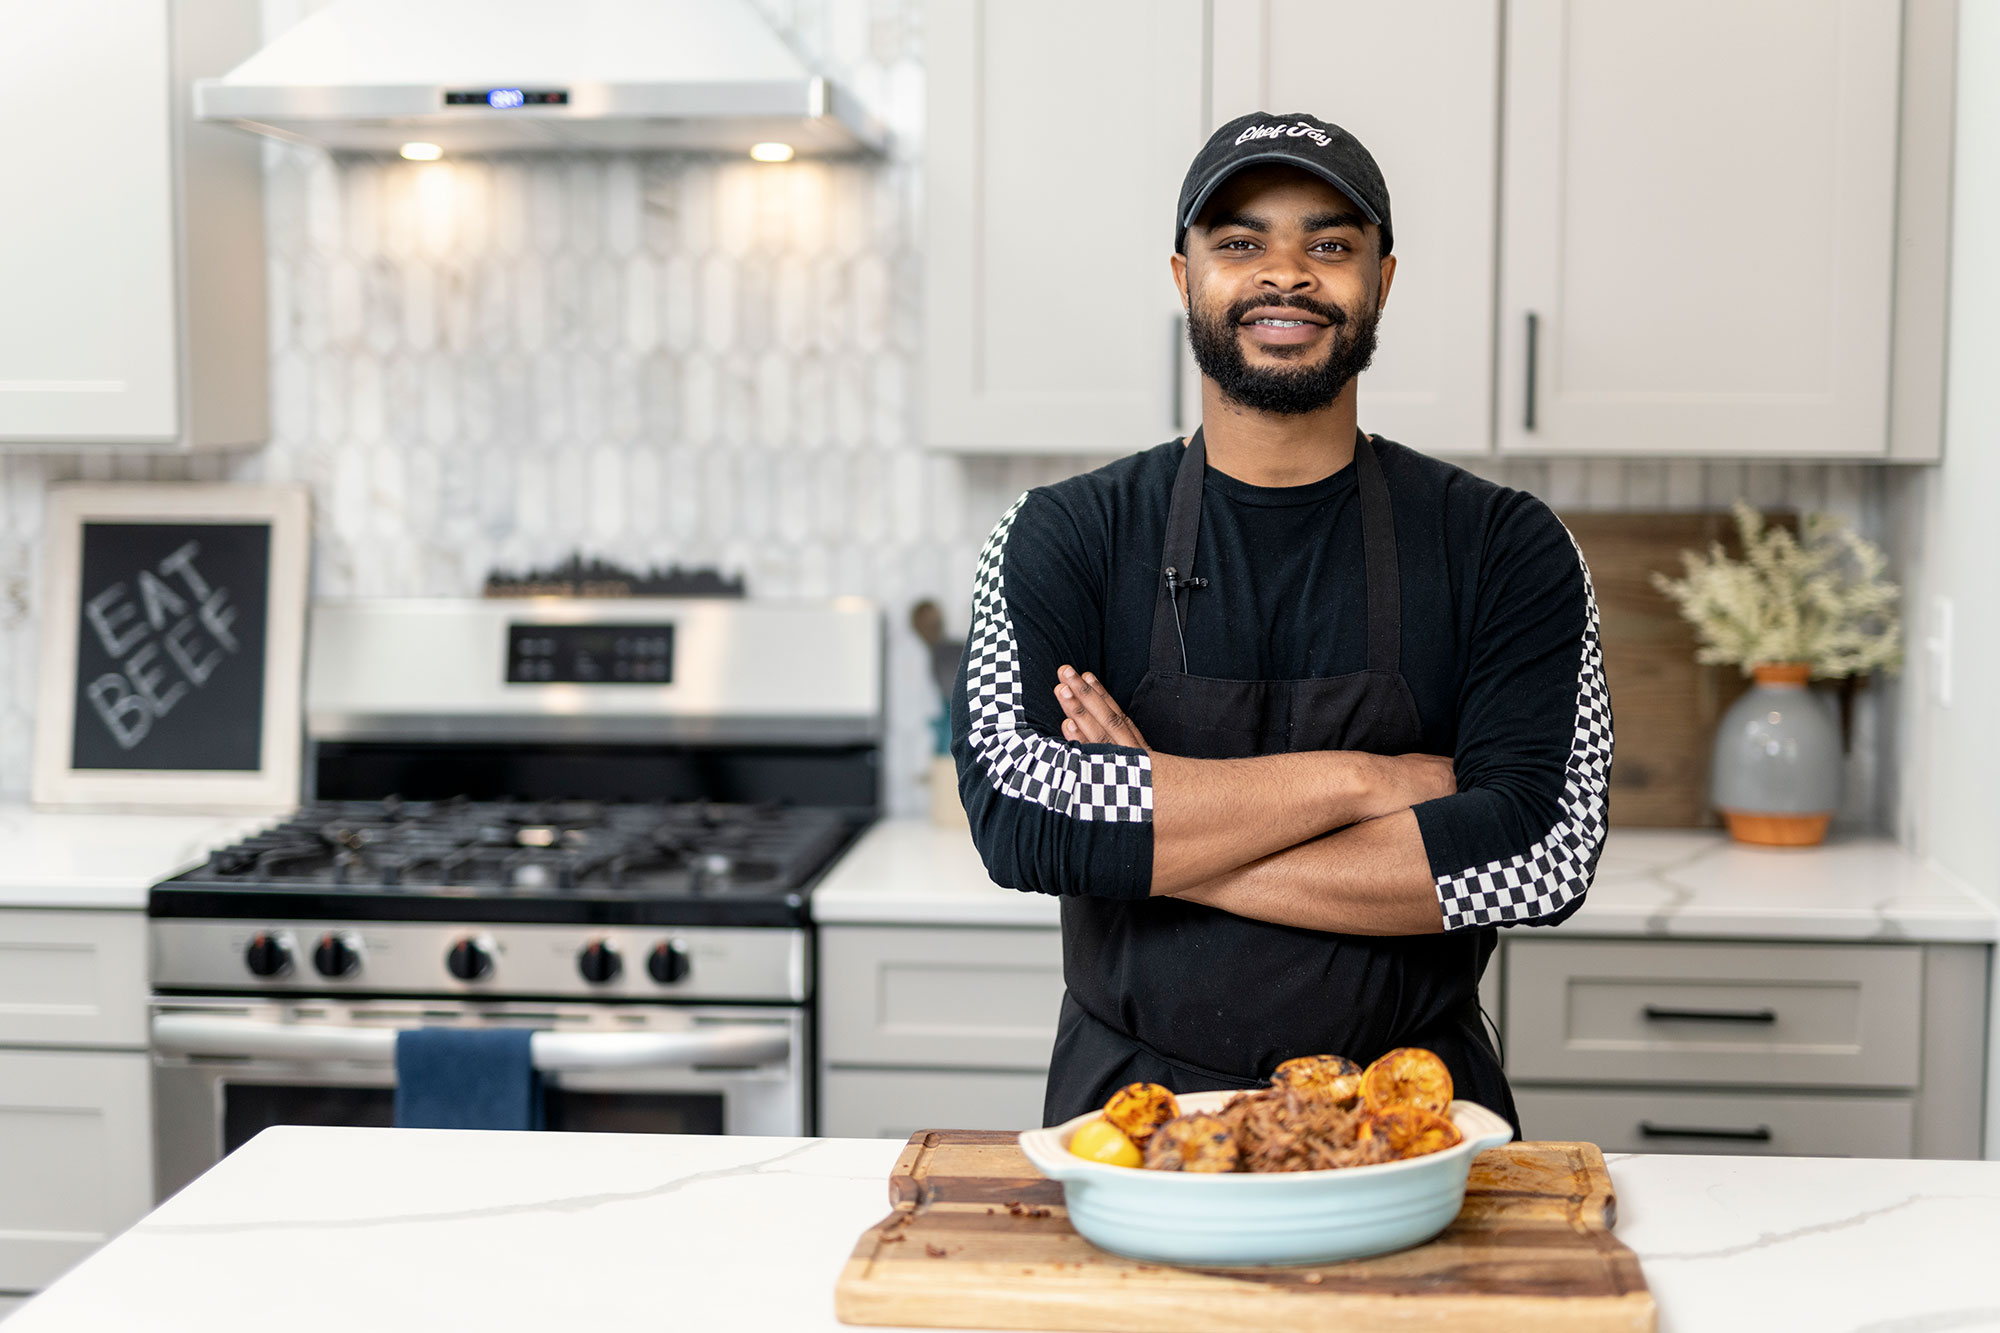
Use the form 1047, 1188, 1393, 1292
950, 491, 1156, 899
1416, 508, 1612, 930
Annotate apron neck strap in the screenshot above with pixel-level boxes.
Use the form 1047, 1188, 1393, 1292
1354, 431, 1401, 674
1148, 427, 1402, 675
1150, 428, 1210, 672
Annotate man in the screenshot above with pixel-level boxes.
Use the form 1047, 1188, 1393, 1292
950, 112, 1611, 1132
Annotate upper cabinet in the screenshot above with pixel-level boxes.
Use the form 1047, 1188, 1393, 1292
925, 0, 1951, 460
922, 0, 1206, 453
0, 0, 267, 451
1211, 0, 1499, 458
1497, 0, 1904, 457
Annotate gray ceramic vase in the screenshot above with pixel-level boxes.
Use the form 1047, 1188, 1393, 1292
1710, 663, 1841, 846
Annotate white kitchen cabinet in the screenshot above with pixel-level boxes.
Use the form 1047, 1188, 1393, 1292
921, 0, 1206, 453
1209, 1, 1500, 457
0, 1050, 153, 1292
1496, 0, 1903, 457
1502, 938, 1988, 1159
0, 0, 266, 450
928, 0, 1951, 460
821, 1067, 1048, 1141
818, 923, 1064, 1136
0, 911, 149, 1050
0, 909, 155, 1302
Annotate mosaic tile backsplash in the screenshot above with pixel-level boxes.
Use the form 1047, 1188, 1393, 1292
0, 0, 1894, 824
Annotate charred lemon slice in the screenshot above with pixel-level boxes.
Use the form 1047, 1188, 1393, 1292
1142, 1113, 1241, 1172
1360, 1047, 1454, 1115
1102, 1082, 1179, 1146
1068, 1117, 1142, 1167
1272, 1054, 1363, 1106
1357, 1103, 1463, 1159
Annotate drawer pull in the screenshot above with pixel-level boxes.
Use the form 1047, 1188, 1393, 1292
1637, 1120, 1774, 1143
1642, 1005, 1777, 1025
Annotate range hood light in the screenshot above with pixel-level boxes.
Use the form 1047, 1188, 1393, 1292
400, 142, 444, 161
749, 142, 795, 163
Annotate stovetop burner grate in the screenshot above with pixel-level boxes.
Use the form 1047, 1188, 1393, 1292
155, 798, 857, 926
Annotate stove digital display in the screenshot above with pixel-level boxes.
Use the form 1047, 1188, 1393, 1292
507, 624, 673, 684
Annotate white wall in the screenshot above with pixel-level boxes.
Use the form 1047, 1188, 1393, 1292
1903, 0, 2000, 890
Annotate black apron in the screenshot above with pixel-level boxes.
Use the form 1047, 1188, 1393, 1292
1044, 428, 1517, 1133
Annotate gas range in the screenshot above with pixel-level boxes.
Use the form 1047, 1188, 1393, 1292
148, 595, 882, 1187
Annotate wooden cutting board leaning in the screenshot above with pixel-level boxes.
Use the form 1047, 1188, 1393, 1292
835, 1130, 1656, 1332
1557, 510, 1803, 828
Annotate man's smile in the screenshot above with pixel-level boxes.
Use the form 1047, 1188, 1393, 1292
1238, 304, 1332, 347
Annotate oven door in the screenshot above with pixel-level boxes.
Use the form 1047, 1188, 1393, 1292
151, 997, 805, 1203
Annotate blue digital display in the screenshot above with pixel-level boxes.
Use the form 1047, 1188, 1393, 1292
443, 89, 569, 108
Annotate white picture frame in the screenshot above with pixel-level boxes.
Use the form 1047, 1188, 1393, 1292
32, 484, 311, 812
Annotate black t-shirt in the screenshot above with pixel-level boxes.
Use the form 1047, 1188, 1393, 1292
949, 434, 1611, 930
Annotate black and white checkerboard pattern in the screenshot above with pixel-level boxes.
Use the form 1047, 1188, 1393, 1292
1434, 531, 1612, 929
961, 494, 1154, 823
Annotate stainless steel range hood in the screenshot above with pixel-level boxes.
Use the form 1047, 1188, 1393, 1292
194, 0, 885, 156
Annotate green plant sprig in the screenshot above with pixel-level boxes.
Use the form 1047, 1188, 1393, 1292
1650, 501, 1903, 680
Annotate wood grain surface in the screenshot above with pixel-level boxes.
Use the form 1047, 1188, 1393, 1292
836, 1132, 1656, 1332
1558, 511, 1795, 828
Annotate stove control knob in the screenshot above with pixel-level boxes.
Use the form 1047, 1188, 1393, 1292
313, 931, 363, 979
648, 940, 691, 985
244, 931, 294, 978
446, 937, 493, 982
577, 939, 622, 984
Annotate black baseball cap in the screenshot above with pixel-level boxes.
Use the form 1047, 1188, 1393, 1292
1176, 111, 1392, 257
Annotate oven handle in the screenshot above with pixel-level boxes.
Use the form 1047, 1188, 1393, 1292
151, 1014, 791, 1072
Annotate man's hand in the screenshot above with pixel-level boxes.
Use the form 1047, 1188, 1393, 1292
1053, 664, 1149, 751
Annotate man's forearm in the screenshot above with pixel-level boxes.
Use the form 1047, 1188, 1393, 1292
1166, 809, 1445, 935
1147, 751, 1435, 896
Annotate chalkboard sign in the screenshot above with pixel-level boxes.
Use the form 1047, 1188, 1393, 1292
34, 486, 310, 811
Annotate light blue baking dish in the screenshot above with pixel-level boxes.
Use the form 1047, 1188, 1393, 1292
1018, 1090, 1514, 1268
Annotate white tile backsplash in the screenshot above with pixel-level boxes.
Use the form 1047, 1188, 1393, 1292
0, 0, 1898, 825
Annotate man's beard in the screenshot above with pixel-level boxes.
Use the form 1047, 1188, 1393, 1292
1186, 290, 1380, 416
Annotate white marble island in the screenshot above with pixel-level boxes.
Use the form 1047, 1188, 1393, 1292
8, 1126, 2000, 1333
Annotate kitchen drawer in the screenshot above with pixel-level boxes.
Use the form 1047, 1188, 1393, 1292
820, 926, 1063, 1070
1514, 1086, 1914, 1158
0, 911, 148, 1049
821, 1067, 1049, 1140
0, 1049, 153, 1290
1505, 939, 1922, 1089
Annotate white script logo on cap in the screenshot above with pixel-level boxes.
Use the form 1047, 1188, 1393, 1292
1235, 121, 1332, 148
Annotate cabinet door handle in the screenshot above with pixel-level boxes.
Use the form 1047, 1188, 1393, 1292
1523, 311, 1540, 431
1171, 313, 1186, 432
1638, 1120, 1773, 1143
1643, 1005, 1778, 1024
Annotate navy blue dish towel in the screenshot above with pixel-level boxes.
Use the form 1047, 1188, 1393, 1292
393, 1027, 546, 1130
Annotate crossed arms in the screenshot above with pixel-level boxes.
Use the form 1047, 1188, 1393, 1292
1051, 664, 1454, 935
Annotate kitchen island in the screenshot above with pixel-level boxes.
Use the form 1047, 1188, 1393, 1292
7, 1125, 1999, 1333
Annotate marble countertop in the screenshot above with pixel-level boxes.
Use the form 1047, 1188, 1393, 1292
814, 819, 2000, 942
0, 804, 280, 910
10, 1125, 2000, 1333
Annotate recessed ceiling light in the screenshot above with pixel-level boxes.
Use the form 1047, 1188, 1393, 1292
400, 142, 444, 161
749, 142, 795, 163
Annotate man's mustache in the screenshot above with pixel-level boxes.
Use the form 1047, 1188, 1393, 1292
1221, 293, 1348, 326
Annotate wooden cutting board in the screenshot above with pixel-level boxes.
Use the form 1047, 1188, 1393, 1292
835, 1132, 1656, 1332
1556, 511, 1796, 828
